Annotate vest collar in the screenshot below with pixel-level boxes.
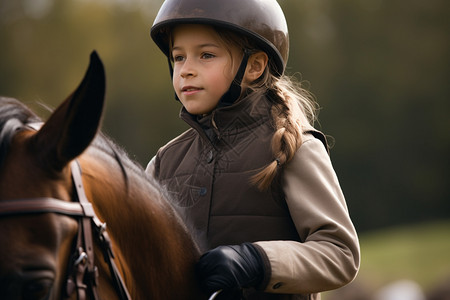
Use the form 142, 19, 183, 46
180, 90, 272, 142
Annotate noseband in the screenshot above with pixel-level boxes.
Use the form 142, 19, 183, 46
0, 160, 131, 300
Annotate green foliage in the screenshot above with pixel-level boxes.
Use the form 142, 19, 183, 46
323, 221, 450, 299
0, 0, 448, 231
359, 220, 450, 289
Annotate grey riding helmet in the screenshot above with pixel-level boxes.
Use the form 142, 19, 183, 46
150, 0, 289, 77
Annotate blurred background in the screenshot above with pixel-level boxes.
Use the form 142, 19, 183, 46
1, 0, 449, 298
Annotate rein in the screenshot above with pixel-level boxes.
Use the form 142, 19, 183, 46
0, 160, 132, 300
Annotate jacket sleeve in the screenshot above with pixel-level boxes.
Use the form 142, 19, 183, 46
254, 136, 360, 294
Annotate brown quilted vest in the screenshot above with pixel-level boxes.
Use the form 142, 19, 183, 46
153, 91, 301, 250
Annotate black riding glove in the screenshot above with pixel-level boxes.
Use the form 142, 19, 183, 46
196, 243, 266, 295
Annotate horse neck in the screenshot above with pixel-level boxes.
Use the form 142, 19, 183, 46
79, 148, 204, 299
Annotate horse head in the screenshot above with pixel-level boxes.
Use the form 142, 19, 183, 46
0, 52, 205, 299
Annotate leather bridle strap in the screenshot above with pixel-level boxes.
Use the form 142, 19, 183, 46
70, 160, 100, 300
0, 198, 85, 216
70, 161, 132, 300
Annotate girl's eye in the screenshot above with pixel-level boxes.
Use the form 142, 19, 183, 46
173, 55, 184, 62
201, 53, 215, 59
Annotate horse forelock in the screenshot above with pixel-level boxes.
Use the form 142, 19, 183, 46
0, 97, 41, 168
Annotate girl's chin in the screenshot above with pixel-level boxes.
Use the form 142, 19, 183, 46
182, 103, 216, 115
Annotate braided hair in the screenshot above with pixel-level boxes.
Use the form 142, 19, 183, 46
249, 70, 319, 190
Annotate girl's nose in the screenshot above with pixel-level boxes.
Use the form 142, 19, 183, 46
180, 58, 196, 78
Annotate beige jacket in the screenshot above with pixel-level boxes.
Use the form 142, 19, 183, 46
255, 134, 360, 299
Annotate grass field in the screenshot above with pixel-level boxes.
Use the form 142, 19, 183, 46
324, 220, 450, 299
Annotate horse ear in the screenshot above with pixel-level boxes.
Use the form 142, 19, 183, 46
34, 51, 106, 171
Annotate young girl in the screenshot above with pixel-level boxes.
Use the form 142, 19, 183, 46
146, 0, 360, 299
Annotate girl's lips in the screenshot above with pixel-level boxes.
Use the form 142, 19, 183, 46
181, 86, 203, 95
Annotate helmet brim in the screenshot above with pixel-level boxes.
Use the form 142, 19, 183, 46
151, 18, 287, 77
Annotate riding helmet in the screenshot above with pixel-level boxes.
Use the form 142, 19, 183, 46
150, 0, 289, 76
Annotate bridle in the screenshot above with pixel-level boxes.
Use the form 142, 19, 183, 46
0, 159, 132, 300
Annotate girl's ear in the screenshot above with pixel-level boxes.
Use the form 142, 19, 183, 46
244, 51, 269, 83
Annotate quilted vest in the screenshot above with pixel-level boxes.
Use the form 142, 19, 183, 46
153, 91, 301, 249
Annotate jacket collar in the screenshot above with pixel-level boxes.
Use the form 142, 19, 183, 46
180, 90, 273, 142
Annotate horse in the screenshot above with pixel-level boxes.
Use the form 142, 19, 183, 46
0, 51, 208, 300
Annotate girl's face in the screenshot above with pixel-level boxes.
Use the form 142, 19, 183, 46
171, 24, 242, 115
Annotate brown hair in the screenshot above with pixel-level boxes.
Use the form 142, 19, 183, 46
250, 72, 319, 190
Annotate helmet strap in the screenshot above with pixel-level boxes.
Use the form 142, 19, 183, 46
218, 49, 251, 107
